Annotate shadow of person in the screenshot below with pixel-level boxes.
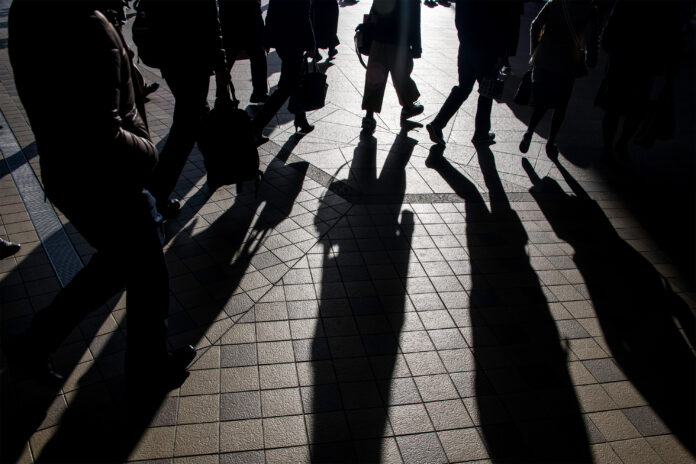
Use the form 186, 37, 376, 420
309, 129, 416, 462
32, 155, 310, 462
0, 226, 132, 464
523, 157, 696, 455
426, 144, 592, 462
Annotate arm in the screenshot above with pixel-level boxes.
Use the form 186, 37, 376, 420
530, 0, 550, 56
410, 0, 422, 58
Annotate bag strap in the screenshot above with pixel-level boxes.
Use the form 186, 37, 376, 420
560, 0, 581, 48
354, 34, 368, 69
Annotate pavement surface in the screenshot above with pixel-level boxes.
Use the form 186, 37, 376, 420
1, 1, 695, 463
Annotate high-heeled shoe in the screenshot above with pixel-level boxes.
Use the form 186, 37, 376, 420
294, 117, 314, 134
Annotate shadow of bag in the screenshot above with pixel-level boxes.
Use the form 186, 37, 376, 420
288, 57, 328, 114
198, 85, 261, 191
514, 69, 532, 105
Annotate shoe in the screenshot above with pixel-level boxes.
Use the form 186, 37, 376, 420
0, 237, 21, 259
127, 345, 196, 394
472, 132, 496, 145
157, 198, 181, 221
546, 142, 559, 159
362, 115, 376, 133
328, 47, 338, 58
426, 123, 446, 146
143, 82, 159, 97
2, 333, 64, 386
249, 91, 268, 104
519, 132, 532, 153
401, 102, 424, 120
294, 115, 315, 134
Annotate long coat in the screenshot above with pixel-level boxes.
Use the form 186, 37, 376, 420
311, 0, 339, 49
264, 0, 316, 52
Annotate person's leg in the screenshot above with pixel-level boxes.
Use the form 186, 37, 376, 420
249, 45, 269, 101
146, 66, 210, 207
252, 46, 303, 135
519, 105, 547, 153
427, 44, 476, 145
391, 46, 420, 108
362, 41, 391, 115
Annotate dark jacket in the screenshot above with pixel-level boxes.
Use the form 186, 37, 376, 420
264, 0, 316, 52
370, 0, 422, 52
530, 0, 598, 75
455, 0, 510, 58
9, 0, 156, 198
219, 0, 264, 53
150, 0, 227, 73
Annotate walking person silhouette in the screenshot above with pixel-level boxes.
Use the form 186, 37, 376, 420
6, 0, 194, 391
252, 0, 317, 144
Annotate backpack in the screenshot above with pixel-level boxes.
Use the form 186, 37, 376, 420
132, 0, 164, 68
198, 85, 262, 192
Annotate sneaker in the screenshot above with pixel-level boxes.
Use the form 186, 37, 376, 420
472, 132, 496, 145
426, 123, 446, 146
401, 102, 424, 120
362, 115, 376, 133
0, 237, 21, 259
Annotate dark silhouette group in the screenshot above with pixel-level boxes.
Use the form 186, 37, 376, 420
2, 0, 694, 461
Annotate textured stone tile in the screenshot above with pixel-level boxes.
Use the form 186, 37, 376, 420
263, 415, 308, 448
395, 432, 448, 464
220, 419, 264, 453
174, 422, 219, 456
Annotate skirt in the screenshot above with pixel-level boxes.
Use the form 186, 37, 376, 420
529, 67, 575, 109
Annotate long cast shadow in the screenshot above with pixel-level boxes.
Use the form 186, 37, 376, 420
426, 145, 592, 462
33, 147, 310, 462
309, 130, 416, 462
524, 157, 696, 455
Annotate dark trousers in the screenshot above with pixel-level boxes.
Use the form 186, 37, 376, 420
362, 40, 420, 113
147, 65, 211, 204
431, 43, 496, 134
229, 45, 268, 95
28, 189, 169, 368
252, 46, 306, 132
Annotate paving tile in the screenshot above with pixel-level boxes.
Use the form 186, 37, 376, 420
220, 450, 265, 464
220, 419, 264, 453
622, 406, 670, 437
221, 366, 260, 393
128, 426, 176, 461
174, 422, 219, 456
257, 341, 295, 364
221, 391, 262, 421
438, 428, 489, 462
395, 432, 448, 464
609, 438, 663, 464
389, 403, 434, 435
259, 363, 298, 389
221, 343, 258, 368
261, 387, 303, 417
646, 435, 696, 464
414, 374, 459, 402
589, 410, 642, 441
426, 399, 475, 431
263, 415, 308, 448
265, 445, 310, 463
178, 394, 219, 424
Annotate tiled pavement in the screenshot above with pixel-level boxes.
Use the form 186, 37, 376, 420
1, 1, 695, 463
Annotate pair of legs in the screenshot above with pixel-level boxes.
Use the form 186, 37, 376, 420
427, 44, 496, 145
362, 40, 421, 131
16, 188, 170, 380
252, 45, 311, 140
228, 45, 268, 102
146, 64, 211, 213
519, 102, 569, 157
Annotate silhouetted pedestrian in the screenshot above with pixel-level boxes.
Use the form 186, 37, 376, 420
219, 0, 269, 103
6, 0, 194, 389
144, 0, 229, 219
311, 0, 340, 60
252, 0, 317, 143
598, 0, 691, 161
361, 0, 423, 133
518, 0, 598, 158
426, 0, 510, 146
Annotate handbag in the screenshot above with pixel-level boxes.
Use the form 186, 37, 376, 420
198, 85, 261, 191
478, 69, 506, 102
560, 0, 588, 77
288, 56, 328, 113
354, 13, 374, 69
514, 69, 532, 105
